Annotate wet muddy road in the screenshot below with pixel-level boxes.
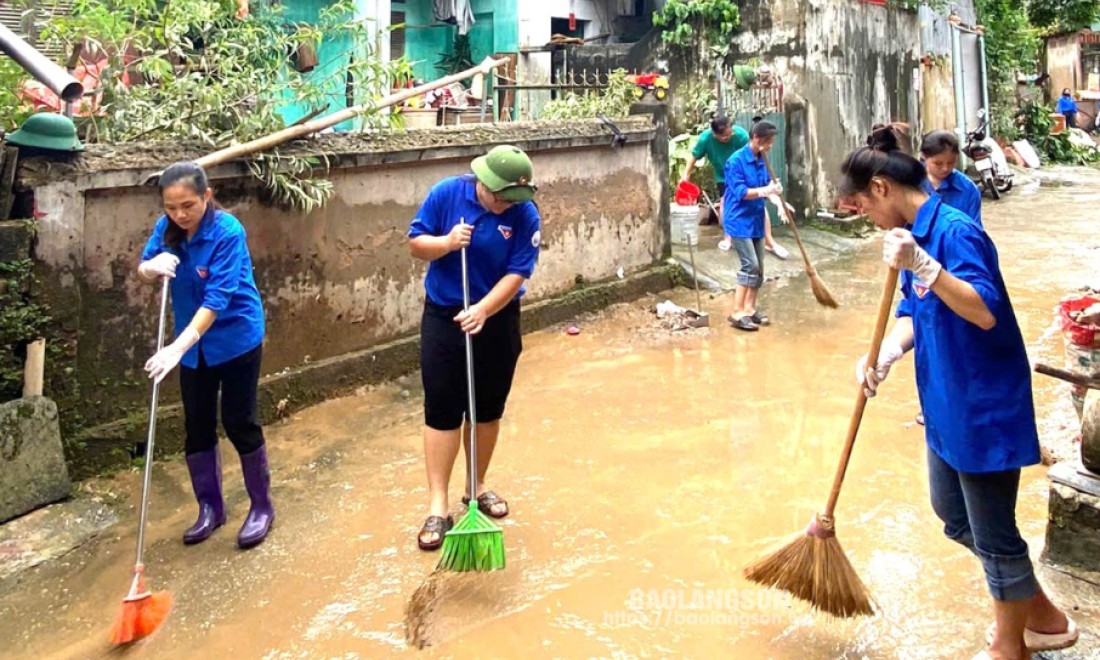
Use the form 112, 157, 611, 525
3, 169, 1100, 659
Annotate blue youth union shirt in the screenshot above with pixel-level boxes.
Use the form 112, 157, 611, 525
921, 169, 982, 225
897, 196, 1039, 473
408, 175, 541, 308
722, 145, 769, 239
141, 206, 265, 369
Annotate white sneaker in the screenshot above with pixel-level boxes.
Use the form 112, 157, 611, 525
767, 243, 790, 260
718, 239, 732, 251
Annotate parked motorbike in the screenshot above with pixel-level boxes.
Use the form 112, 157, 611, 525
964, 109, 1013, 200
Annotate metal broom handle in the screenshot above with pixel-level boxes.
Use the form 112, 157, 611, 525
135, 276, 170, 567
459, 219, 478, 503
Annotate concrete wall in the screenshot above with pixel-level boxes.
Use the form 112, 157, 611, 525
725, 0, 921, 210
21, 119, 666, 465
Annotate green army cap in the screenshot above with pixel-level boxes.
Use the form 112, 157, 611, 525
471, 145, 537, 202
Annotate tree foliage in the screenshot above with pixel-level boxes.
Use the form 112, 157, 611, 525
1026, 0, 1100, 34
7, 0, 411, 211
652, 0, 740, 53
974, 0, 1040, 138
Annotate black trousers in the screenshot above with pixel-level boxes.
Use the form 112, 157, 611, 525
180, 344, 266, 456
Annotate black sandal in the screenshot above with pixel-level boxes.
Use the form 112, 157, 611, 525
728, 315, 759, 332
750, 311, 771, 326
461, 491, 509, 519
417, 515, 453, 551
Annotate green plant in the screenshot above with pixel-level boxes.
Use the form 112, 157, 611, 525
652, 0, 740, 54
541, 69, 637, 120
1027, 0, 1100, 34
437, 33, 474, 77
974, 0, 1040, 142
679, 80, 717, 133
0, 258, 51, 403
1019, 101, 1100, 164
28, 0, 411, 212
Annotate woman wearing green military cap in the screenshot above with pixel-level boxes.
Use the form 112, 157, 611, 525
407, 145, 541, 551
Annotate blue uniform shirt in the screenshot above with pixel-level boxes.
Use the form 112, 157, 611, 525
921, 170, 982, 225
897, 196, 1040, 473
408, 175, 541, 308
141, 206, 266, 369
722, 146, 770, 239
1057, 95, 1078, 114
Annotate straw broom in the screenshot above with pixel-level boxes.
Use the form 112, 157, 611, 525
763, 157, 838, 309
743, 266, 899, 617
109, 277, 174, 644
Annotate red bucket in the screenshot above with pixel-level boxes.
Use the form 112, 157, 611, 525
675, 180, 701, 206
1059, 295, 1100, 347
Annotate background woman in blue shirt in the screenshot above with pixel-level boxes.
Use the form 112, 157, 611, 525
138, 161, 273, 550
407, 145, 540, 551
920, 130, 983, 224
843, 131, 1077, 659
723, 121, 782, 332
1057, 88, 1079, 129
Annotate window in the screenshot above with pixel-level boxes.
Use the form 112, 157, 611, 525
390, 10, 406, 62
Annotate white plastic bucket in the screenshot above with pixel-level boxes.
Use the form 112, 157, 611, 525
670, 203, 699, 246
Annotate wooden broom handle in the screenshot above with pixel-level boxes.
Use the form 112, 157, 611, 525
824, 266, 900, 517
761, 157, 814, 273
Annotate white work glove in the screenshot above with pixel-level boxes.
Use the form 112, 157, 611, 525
144, 327, 200, 384
883, 228, 942, 286
139, 253, 180, 280
855, 339, 906, 397
767, 195, 794, 223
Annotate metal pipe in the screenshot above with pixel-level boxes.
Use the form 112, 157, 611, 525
978, 32, 991, 129
950, 21, 968, 157
0, 22, 82, 102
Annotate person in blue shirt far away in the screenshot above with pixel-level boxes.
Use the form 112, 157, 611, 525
723, 120, 785, 332
1057, 88, 1079, 129
843, 129, 1078, 660
407, 145, 540, 551
138, 161, 274, 549
921, 130, 983, 225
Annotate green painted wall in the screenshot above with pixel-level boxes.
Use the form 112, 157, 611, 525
401, 0, 517, 81
280, 0, 356, 131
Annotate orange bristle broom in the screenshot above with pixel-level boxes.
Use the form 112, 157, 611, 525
110, 277, 174, 645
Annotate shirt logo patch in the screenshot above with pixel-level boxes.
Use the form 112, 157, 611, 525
914, 279, 930, 299
196, 267, 209, 279
498, 225, 513, 240
532, 230, 541, 248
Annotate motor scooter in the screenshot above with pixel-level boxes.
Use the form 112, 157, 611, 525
965, 109, 1013, 200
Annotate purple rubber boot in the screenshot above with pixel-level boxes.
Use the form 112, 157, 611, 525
183, 448, 226, 544
237, 445, 274, 549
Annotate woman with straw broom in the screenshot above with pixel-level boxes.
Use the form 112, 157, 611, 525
845, 128, 1078, 659
137, 162, 274, 550
408, 145, 540, 552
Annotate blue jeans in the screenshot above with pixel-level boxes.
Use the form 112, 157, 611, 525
927, 446, 1038, 601
733, 237, 764, 288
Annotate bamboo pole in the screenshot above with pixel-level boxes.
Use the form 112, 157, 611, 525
23, 338, 45, 398
144, 56, 509, 185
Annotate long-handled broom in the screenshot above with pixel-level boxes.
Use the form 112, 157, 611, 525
110, 276, 174, 644
763, 157, 838, 309
437, 221, 506, 572
743, 266, 899, 617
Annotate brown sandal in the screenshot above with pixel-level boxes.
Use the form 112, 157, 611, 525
461, 491, 509, 519
417, 515, 453, 551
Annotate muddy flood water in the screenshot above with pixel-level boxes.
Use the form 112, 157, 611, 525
2, 169, 1100, 659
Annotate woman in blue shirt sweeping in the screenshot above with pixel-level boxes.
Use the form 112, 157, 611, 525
723, 120, 783, 332
408, 145, 540, 551
843, 130, 1077, 660
138, 161, 273, 550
